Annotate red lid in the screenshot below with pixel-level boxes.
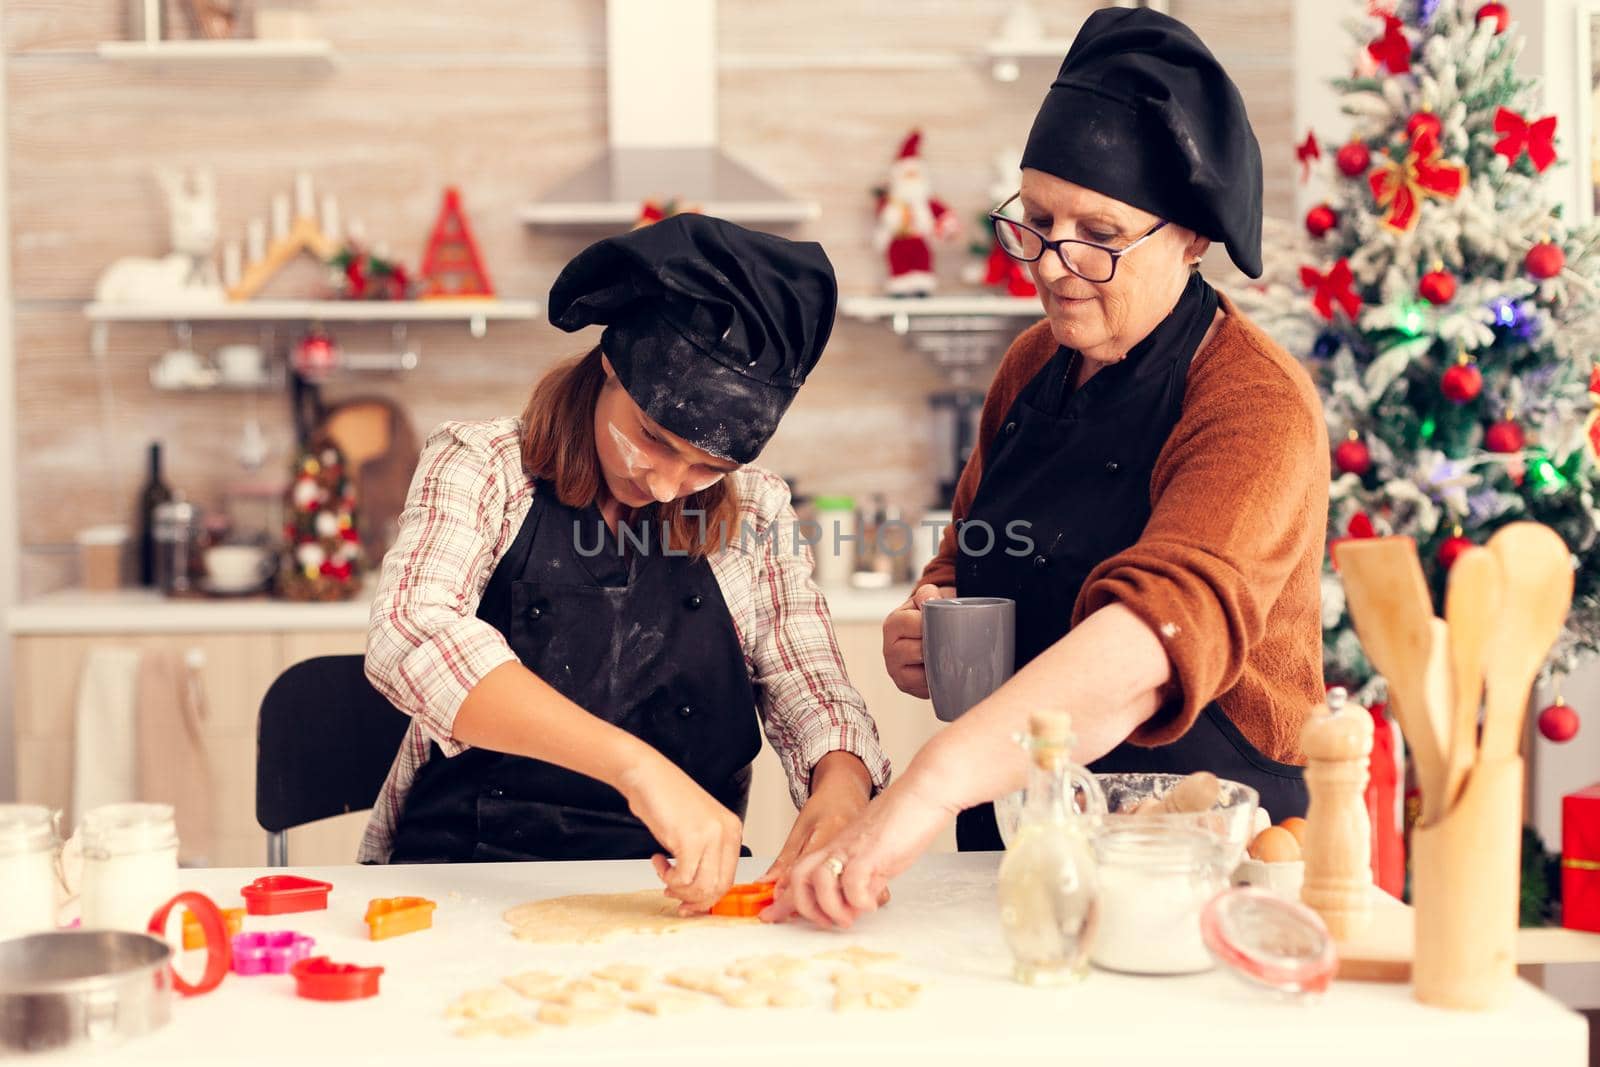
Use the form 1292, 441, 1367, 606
241, 875, 334, 916
290, 956, 384, 1001
1200, 887, 1338, 997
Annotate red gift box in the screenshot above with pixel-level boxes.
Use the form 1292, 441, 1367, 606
1562, 782, 1600, 933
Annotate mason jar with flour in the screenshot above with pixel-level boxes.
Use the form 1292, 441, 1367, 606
0, 805, 60, 939
78, 803, 179, 934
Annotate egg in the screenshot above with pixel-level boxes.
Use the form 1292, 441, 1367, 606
1248, 825, 1301, 863
1277, 816, 1308, 848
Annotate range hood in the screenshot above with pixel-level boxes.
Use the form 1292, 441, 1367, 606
520, 0, 818, 227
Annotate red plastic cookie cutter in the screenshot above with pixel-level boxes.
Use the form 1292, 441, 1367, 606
290, 956, 384, 1001
231, 931, 316, 975
710, 881, 777, 917
148, 892, 231, 997
184, 906, 244, 951
241, 875, 333, 915
364, 896, 436, 940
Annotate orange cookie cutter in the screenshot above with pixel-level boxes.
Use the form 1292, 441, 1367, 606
711, 881, 777, 917
184, 906, 244, 950
364, 896, 436, 940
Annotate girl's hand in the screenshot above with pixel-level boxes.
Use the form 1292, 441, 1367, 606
618, 758, 743, 914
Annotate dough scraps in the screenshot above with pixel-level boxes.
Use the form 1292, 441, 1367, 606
446, 986, 525, 1020
814, 945, 900, 968
503, 890, 747, 944
831, 970, 921, 1011
591, 963, 652, 991
454, 1014, 539, 1039
725, 954, 808, 983
502, 970, 565, 1000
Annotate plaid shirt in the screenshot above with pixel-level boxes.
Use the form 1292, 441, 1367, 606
359, 417, 890, 862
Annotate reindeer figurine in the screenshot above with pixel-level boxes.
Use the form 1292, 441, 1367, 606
94, 168, 226, 304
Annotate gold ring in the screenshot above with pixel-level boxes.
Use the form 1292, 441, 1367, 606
825, 856, 845, 877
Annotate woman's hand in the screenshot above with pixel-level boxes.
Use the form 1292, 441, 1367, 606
617, 758, 743, 914
762, 752, 872, 887
882, 584, 956, 699
760, 770, 959, 929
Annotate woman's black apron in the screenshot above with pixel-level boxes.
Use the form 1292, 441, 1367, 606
389, 483, 760, 862
954, 276, 1306, 851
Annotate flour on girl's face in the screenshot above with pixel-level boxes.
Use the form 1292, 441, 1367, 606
607, 421, 652, 479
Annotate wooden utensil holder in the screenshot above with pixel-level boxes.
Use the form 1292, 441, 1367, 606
1412, 756, 1523, 1011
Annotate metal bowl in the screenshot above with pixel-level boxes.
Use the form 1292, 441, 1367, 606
0, 930, 173, 1054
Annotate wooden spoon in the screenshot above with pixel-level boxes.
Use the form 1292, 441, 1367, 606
1480, 523, 1573, 762
1442, 547, 1502, 812
1332, 537, 1448, 820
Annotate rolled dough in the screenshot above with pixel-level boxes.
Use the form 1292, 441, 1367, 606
503, 890, 748, 944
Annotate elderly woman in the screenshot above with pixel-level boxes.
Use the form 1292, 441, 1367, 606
362, 216, 889, 913
769, 8, 1327, 926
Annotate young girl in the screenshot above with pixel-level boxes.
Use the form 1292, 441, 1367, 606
361, 215, 889, 913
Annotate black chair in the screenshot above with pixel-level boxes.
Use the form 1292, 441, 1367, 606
256, 655, 412, 866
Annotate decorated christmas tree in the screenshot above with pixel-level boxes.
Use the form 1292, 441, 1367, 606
1240, 0, 1600, 742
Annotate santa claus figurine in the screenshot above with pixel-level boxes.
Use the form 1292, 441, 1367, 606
874, 130, 960, 296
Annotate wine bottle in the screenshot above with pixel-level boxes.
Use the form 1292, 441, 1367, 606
136, 442, 172, 587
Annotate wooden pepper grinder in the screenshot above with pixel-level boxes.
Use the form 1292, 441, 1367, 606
1300, 687, 1374, 940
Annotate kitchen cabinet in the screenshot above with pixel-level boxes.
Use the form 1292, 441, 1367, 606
8, 586, 939, 868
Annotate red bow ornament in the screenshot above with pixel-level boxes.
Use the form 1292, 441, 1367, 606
1301, 258, 1363, 322
1367, 15, 1412, 74
1368, 128, 1466, 232
1297, 131, 1321, 183
1493, 107, 1558, 172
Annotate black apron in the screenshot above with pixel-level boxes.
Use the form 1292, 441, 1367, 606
954, 276, 1307, 851
388, 482, 760, 862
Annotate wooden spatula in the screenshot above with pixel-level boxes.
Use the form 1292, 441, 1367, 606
1332, 537, 1447, 820
1480, 524, 1573, 762
1442, 547, 1502, 812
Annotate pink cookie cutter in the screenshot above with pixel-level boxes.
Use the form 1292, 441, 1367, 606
231, 931, 315, 976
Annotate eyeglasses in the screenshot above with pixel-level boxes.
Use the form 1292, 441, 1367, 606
989, 193, 1169, 284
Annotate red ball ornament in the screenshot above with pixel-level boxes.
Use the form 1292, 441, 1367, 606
1406, 111, 1442, 142
1418, 269, 1456, 305
1441, 361, 1483, 404
1336, 141, 1372, 177
1525, 241, 1565, 280
1305, 203, 1338, 238
1334, 435, 1372, 476
1436, 534, 1474, 570
1484, 419, 1525, 453
1538, 699, 1579, 743
1475, 2, 1510, 33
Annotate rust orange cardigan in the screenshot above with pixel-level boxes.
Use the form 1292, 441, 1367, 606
921, 293, 1329, 764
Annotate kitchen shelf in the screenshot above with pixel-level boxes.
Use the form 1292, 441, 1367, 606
838, 294, 1041, 334
85, 299, 541, 356
96, 39, 338, 72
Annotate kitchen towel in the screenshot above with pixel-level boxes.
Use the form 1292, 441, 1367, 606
70, 645, 143, 826
136, 647, 215, 866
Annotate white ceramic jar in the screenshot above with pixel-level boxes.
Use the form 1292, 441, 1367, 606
78, 803, 179, 934
1090, 824, 1228, 975
809, 495, 858, 589
0, 805, 60, 940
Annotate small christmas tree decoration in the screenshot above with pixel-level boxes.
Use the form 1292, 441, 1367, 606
277, 443, 361, 602
1525, 240, 1565, 280
419, 187, 494, 300
1335, 431, 1372, 475
1475, 2, 1510, 33
1297, 130, 1321, 183
1485, 418, 1526, 453
1368, 13, 1412, 74
1441, 356, 1483, 403
1306, 203, 1339, 237
1406, 110, 1442, 142
1336, 140, 1372, 177
1436, 529, 1474, 569
1419, 266, 1456, 305
1538, 697, 1579, 742
1492, 108, 1558, 173
1301, 258, 1363, 321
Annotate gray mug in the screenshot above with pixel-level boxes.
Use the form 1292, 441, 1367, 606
923, 596, 1016, 722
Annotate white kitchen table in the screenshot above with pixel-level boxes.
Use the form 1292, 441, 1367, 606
27, 853, 1589, 1066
